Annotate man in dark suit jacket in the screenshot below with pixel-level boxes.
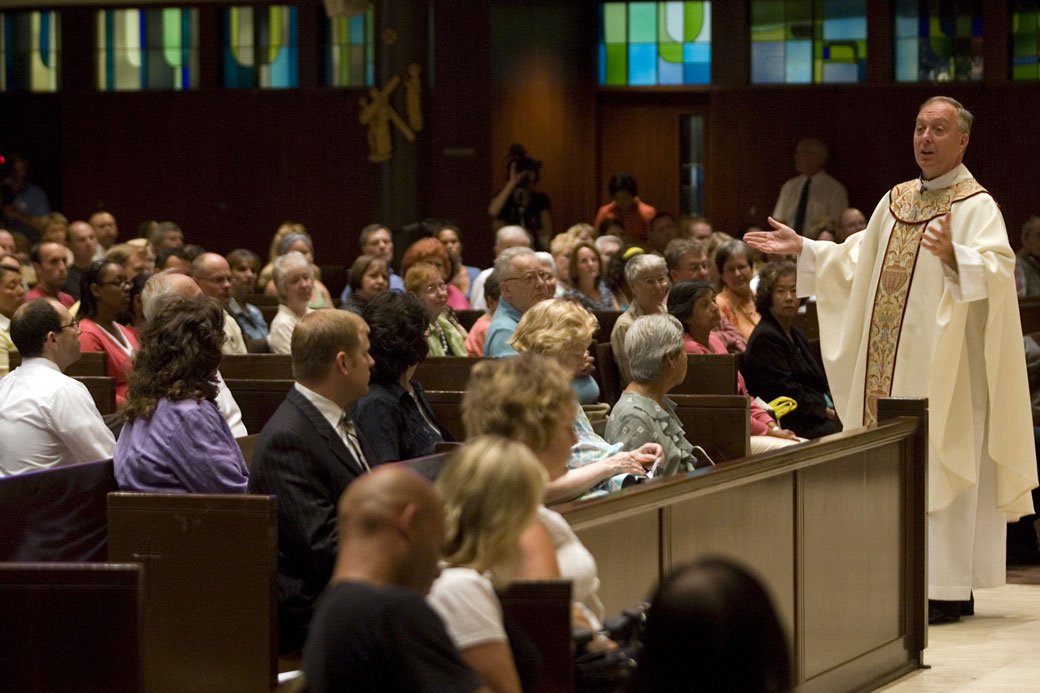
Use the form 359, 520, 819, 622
249, 309, 375, 654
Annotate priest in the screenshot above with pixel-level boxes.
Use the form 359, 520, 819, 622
746, 96, 1037, 624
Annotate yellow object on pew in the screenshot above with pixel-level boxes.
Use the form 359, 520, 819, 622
768, 396, 798, 423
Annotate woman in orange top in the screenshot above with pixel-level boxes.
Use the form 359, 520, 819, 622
714, 239, 759, 340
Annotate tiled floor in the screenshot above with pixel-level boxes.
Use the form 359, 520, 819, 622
878, 565, 1040, 692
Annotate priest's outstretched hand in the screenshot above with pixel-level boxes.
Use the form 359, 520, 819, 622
744, 217, 805, 257
921, 213, 957, 272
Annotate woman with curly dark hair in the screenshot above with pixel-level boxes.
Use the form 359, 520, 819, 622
352, 291, 453, 464
78, 258, 139, 405
113, 295, 248, 493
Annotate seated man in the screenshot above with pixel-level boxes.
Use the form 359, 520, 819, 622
0, 298, 116, 476
249, 309, 375, 654
190, 252, 248, 354
482, 247, 552, 357
26, 241, 74, 309
303, 465, 484, 692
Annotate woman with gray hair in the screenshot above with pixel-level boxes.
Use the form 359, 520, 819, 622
605, 313, 698, 477
261, 231, 334, 309
267, 251, 315, 354
610, 252, 670, 384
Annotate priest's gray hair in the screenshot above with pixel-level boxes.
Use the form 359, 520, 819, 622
625, 313, 685, 384
625, 253, 667, 285
921, 96, 974, 134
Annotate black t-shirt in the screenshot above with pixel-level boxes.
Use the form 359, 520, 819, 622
303, 581, 482, 693
498, 191, 551, 239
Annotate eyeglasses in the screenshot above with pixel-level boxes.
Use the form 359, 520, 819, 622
98, 278, 131, 287
421, 282, 447, 294
60, 319, 79, 332
639, 275, 670, 287
503, 271, 553, 285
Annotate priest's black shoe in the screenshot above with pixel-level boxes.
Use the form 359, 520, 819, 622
928, 599, 960, 625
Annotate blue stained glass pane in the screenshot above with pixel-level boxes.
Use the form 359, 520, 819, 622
751, 41, 785, 82
821, 62, 858, 82
683, 41, 710, 62
894, 37, 918, 81
349, 14, 364, 43
658, 55, 682, 83
822, 16, 866, 41
894, 13, 917, 38
628, 42, 656, 84
598, 43, 607, 83
684, 62, 710, 84
785, 40, 812, 82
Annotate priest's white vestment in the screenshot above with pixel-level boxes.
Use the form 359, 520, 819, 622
797, 164, 1037, 600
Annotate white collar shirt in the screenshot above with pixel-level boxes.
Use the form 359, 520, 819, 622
0, 357, 116, 476
294, 382, 370, 471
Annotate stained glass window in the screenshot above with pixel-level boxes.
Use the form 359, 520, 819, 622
0, 11, 60, 92
1012, 1, 1040, 80
597, 2, 712, 87
750, 0, 867, 84
894, 0, 983, 82
325, 7, 374, 87
97, 9, 199, 91
222, 5, 298, 89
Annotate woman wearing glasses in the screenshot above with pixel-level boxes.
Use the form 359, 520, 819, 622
78, 258, 138, 405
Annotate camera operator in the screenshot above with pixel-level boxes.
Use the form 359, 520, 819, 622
488, 144, 554, 251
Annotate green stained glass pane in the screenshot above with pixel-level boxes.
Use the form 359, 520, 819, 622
660, 41, 683, 62
1013, 63, 1036, 79
751, 0, 784, 27
605, 42, 627, 83
603, 3, 627, 43
628, 2, 657, 42
684, 2, 704, 40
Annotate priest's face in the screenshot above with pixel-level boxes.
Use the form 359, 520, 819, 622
914, 101, 968, 181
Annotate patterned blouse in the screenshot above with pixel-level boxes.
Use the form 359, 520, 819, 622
563, 281, 617, 312
604, 392, 696, 478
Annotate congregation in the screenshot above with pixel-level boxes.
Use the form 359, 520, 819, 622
1, 94, 1038, 691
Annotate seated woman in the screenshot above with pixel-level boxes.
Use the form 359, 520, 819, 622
563, 241, 620, 311
464, 354, 619, 631
509, 299, 661, 501
464, 272, 500, 357
0, 264, 26, 377
427, 435, 546, 693
743, 261, 837, 439
267, 251, 315, 355
668, 280, 800, 453
341, 254, 389, 315
605, 314, 699, 477
78, 259, 139, 405
633, 558, 792, 693
404, 262, 468, 357
401, 237, 470, 311
714, 239, 760, 341
352, 292, 452, 464
437, 224, 480, 301
225, 249, 268, 340
114, 296, 248, 493
261, 229, 334, 309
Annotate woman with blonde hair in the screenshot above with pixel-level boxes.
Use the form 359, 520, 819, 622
509, 299, 661, 501
427, 435, 547, 693
404, 262, 468, 356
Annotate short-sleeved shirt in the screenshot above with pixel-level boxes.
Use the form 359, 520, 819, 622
303, 581, 481, 693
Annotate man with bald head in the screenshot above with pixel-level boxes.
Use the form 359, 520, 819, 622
772, 137, 848, 235
64, 221, 99, 301
303, 466, 485, 692
249, 309, 376, 653
191, 252, 247, 354
141, 269, 247, 436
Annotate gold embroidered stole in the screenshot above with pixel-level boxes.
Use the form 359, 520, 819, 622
862, 177, 986, 425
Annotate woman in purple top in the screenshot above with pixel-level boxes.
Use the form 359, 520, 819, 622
114, 295, 248, 493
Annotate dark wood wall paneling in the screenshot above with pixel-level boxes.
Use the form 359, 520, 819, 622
0, 1, 493, 267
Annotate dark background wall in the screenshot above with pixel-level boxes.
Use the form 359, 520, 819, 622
2, 0, 1037, 272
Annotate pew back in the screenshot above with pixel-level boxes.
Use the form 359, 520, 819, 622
220, 353, 293, 380
107, 492, 278, 693
499, 579, 574, 693
414, 355, 488, 392
8, 350, 108, 376
670, 393, 750, 461
0, 562, 143, 692
224, 378, 294, 434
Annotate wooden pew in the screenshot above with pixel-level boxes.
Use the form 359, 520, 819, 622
414, 355, 487, 392
424, 390, 467, 442
499, 580, 574, 693
78, 374, 117, 415
220, 353, 294, 380
593, 342, 739, 406
0, 459, 117, 562
592, 342, 621, 406
591, 310, 622, 346
671, 393, 751, 461
0, 562, 143, 692
1021, 296, 1040, 335
454, 308, 484, 332
8, 350, 108, 376
223, 378, 294, 434
558, 397, 928, 693
107, 492, 278, 693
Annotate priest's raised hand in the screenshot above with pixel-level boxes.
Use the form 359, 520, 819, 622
744, 217, 805, 257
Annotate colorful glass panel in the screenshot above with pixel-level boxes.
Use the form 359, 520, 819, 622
1012, 1, 1040, 80
597, 2, 712, 87
893, 0, 983, 82
222, 5, 298, 89
0, 11, 60, 92
325, 6, 374, 87
97, 8, 199, 91
750, 0, 866, 84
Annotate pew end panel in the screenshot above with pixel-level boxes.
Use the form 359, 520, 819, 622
423, 389, 467, 443
498, 579, 575, 693
673, 353, 739, 395
0, 562, 143, 692
670, 393, 751, 461
107, 492, 279, 693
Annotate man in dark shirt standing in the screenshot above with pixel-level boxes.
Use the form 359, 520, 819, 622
303, 465, 486, 693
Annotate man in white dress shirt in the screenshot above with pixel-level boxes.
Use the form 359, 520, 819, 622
772, 138, 848, 235
0, 298, 116, 476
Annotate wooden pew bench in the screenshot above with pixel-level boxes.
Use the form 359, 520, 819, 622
593, 344, 740, 407
9, 350, 108, 376
224, 378, 294, 434
220, 353, 294, 380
